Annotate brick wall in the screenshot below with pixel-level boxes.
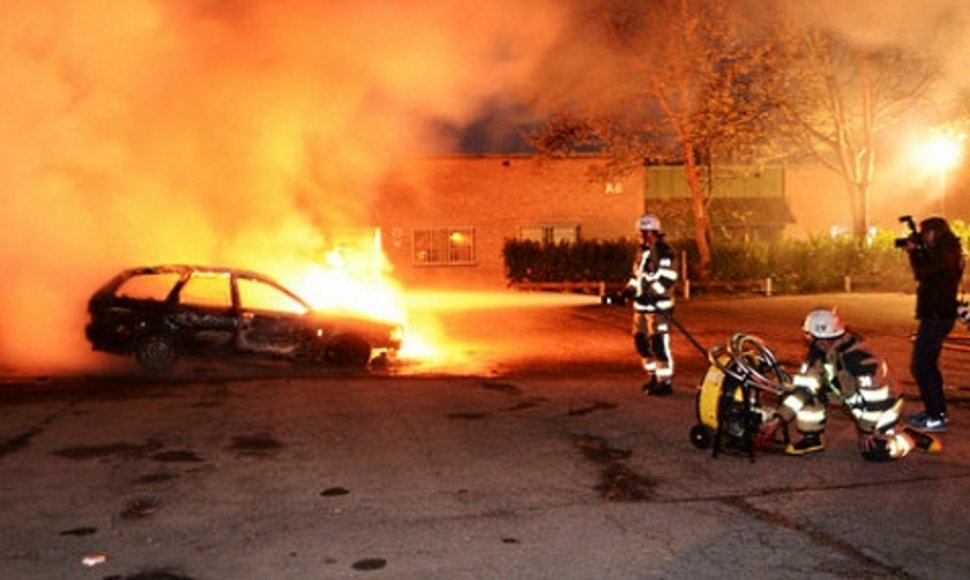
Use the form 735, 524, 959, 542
372, 155, 644, 289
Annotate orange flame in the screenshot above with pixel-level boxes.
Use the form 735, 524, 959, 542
256, 228, 450, 369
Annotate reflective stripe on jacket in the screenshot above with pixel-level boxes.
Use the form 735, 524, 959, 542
628, 239, 677, 313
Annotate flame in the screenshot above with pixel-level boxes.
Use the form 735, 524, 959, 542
289, 229, 406, 323
251, 227, 454, 369
0, 1, 566, 374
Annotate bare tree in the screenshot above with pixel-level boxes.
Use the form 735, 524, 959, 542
528, 0, 776, 279
773, 28, 936, 237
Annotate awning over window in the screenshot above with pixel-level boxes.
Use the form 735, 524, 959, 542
645, 197, 795, 240
708, 197, 795, 227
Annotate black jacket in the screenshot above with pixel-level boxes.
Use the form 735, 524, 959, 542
910, 237, 964, 320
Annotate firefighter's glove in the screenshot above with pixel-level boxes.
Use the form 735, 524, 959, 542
858, 433, 892, 462
857, 432, 879, 454
639, 278, 664, 298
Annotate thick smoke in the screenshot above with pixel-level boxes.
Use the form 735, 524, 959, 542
795, 0, 970, 75
0, 0, 563, 372
789, 1, 970, 217
4, 0, 967, 373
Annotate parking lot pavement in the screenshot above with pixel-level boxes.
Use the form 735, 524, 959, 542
2, 292, 970, 579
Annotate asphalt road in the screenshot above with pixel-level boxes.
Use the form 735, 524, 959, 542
2, 292, 970, 579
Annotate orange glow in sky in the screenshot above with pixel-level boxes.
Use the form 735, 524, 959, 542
0, 0, 563, 373
915, 132, 965, 173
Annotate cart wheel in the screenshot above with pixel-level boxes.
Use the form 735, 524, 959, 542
690, 424, 713, 449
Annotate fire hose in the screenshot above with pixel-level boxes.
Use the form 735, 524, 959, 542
667, 314, 787, 392
664, 314, 709, 359
678, 321, 942, 459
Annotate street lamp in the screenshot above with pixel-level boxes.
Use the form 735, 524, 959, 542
917, 132, 965, 216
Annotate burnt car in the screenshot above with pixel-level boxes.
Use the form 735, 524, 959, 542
85, 265, 403, 371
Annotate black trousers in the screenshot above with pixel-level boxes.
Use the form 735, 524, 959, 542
911, 317, 955, 418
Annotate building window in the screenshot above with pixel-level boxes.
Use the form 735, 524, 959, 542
646, 164, 785, 199
413, 227, 476, 265
519, 223, 579, 245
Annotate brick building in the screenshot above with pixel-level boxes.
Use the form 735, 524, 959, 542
371, 154, 967, 289
372, 155, 642, 289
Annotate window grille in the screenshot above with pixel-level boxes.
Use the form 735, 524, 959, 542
412, 227, 476, 265
518, 223, 579, 244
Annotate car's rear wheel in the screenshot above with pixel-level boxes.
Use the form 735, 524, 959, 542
324, 336, 372, 369
135, 332, 180, 371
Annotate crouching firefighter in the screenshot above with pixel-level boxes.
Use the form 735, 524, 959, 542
627, 213, 678, 396
764, 308, 941, 461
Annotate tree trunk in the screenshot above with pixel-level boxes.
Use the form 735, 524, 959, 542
846, 177, 872, 238
855, 57, 875, 239
682, 147, 712, 280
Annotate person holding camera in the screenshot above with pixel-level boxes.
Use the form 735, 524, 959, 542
903, 216, 965, 432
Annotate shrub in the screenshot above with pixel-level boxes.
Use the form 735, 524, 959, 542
502, 226, 958, 294
502, 238, 637, 284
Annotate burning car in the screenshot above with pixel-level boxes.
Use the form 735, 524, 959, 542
85, 265, 402, 371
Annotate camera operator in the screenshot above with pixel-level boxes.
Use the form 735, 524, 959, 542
903, 217, 965, 432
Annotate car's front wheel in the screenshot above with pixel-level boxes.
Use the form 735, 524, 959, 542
323, 336, 372, 369
135, 332, 180, 371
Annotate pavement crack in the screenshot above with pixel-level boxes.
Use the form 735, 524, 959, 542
0, 401, 76, 460
566, 400, 618, 416
719, 495, 913, 578
479, 380, 524, 395
647, 472, 970, 578
662, 471, 970, 505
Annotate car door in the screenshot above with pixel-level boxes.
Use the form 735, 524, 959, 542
172, 271, 238, 355
234, 275, 315, 358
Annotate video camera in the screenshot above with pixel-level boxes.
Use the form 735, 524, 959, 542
894, 215, 924, 251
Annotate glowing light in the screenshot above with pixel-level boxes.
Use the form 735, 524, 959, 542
911, 129, 966, 215
917, 133, 965, 173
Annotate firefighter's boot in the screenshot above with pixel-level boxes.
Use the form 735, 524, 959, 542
902, 426, 943, 454
641, 376, 656, 395
643, 377, 673, 397
785, 432, 825, 456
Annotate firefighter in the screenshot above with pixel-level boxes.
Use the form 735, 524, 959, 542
767, 308, 937, 461
627, 213, 678, 396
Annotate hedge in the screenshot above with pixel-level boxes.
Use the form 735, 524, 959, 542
503, 220, 970, 294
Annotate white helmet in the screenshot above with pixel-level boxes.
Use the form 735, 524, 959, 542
638, 213, 662, 232
802, 308, 846, 339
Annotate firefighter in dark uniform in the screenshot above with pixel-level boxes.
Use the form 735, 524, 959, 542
768, 308, 940, 460
627, 213, 678, 396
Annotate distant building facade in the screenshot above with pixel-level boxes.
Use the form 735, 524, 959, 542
371, 154, 957, 289
643, 164, 793, 241
372, 155, 642, 289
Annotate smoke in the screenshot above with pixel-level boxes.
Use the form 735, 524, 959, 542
793, 1, 970, 72
0, 0, 564, 372
784, 1, 970, 218
7, 0, 967, 373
